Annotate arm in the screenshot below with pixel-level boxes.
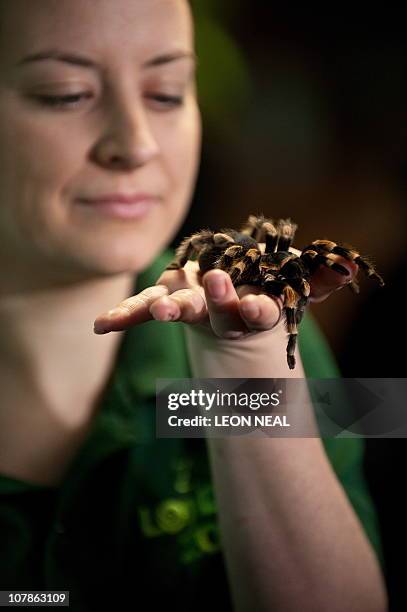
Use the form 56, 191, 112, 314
94, 256, 388, 612
184, 321, 387, 612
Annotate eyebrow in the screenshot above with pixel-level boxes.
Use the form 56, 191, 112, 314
16, 49, 197, 70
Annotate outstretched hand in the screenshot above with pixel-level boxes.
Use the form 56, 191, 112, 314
93, 248, 358, 339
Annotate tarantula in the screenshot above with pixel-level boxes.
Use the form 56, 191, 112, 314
166, 214, 384, 369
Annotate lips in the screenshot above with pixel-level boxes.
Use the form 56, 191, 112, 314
75, 192, 160, 220
79, 193, 157, 205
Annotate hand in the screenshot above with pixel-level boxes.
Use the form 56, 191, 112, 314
93, 247, 358, 339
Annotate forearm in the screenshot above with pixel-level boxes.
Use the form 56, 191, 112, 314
205, 436, 386, 612
184, 325, 387, 612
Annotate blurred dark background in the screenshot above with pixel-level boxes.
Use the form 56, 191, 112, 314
173, 3, 407, 610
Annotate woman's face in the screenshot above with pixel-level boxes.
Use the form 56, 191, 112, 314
0, 0, 201, 283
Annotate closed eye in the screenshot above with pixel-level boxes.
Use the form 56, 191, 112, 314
31, 92, 184, 110
32, 92, 92, 108
146, 94, 184, 109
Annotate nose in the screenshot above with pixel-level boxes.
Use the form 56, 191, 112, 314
91, 99, 160, 171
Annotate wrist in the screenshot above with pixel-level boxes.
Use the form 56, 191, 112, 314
184, 321, 305, 379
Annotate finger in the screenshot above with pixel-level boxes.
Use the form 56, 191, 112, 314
149, 287, 207, 324
155, 268, 190, 292
93, 285, 169, 333
155, 259, 202, 292
238, 292, 283, 331
202, 270, 249, 339
309, 255, 359, 303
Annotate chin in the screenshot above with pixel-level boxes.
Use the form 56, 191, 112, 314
77, 242, 165, 277
56, 218, 177, 278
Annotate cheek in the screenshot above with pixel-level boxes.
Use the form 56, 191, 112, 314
0, 111, 85, 239
161, 104, 202, 206
0, 118, 75, 220
0, 105, 79, 187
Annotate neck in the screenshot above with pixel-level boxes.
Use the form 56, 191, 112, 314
0, 273, 137, 424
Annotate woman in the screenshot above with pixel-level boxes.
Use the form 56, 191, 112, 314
0, 1, 387, 610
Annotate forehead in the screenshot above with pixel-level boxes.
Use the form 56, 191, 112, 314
0, 0, 193, 67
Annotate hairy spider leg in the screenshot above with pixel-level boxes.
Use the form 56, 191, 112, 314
166, 230, 237, 272
260, 251, 297, 276
218, 246, 261, 285
295, 295, 309, 324
281, 284, 300, 369
261, 275, 299, 370
276, 256, 310, 341
217, 244, 244, 278
276, 219, 298, 252
280, 268, 311, 326
300, 245, 350, 276
239, 215, 279, 250
328, 245, 385, 287
262, 221, 279, 254
165, 230, 215, 270
305, 240, 385, 287
198, 233, 239, 274
240, 214, 270, 242
278, 256, 311, 293
240, 214, 261, 237
348, 278, 360, 294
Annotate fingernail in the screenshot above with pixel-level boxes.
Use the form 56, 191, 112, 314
241, 302, 260, 320
93, 307, 122, 334
93, 321, 109, 334
207, 276, 226, 299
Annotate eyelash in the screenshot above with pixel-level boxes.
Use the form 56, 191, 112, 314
32, 92, 184, 110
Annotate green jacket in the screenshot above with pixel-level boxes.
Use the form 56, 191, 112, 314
0, 251, 383, 611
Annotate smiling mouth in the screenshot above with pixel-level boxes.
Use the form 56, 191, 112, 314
79, 192, 158, 205
75, 194, 160, 220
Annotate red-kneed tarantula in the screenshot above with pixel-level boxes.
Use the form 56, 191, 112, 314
166, 215, 384, 369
